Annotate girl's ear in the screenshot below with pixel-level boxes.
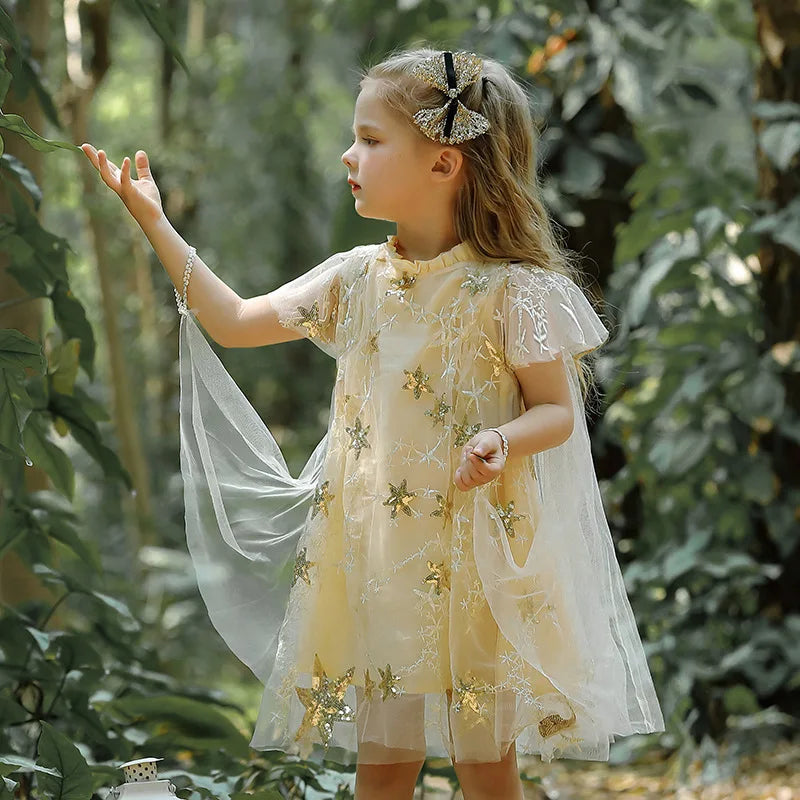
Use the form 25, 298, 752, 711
431, 147, 464, 183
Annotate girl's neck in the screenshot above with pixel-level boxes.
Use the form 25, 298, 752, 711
393, 225, 462, 263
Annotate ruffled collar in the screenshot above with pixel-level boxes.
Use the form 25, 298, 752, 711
382, 234, 479, 274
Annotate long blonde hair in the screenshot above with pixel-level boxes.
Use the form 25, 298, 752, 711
360, 47, 602, 402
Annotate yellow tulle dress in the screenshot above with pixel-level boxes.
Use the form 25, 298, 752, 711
175, 234, 664, 767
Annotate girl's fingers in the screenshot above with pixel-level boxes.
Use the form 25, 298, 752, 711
134, 150, 151, 180
120, 156, 131, 191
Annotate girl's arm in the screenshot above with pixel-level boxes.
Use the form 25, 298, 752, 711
81, 144, 303, 349
140, 214, 304, 349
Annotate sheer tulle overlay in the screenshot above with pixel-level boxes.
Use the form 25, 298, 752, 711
176, 236, 664, 767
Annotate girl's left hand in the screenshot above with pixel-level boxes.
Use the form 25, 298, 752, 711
454, 430, 506, 491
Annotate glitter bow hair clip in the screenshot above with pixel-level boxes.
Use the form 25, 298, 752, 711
411, 51, 491, 145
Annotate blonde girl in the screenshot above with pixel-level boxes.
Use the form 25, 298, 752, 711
82, 47, 663, 800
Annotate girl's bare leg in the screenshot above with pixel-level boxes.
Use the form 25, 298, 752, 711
452, 740, 525, 800
354, 757, 424, 800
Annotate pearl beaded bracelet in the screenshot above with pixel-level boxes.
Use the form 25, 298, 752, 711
174, 246, 196, 313
483, 427, 509, 459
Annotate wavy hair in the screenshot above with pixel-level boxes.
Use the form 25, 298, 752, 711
359, 46, 602, 402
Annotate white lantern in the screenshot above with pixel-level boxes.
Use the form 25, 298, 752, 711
107, 757, 178, 799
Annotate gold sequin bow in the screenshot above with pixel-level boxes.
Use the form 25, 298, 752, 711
411, 51, 491, 145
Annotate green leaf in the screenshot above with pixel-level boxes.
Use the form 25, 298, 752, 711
37, 722, 93, 800
0, 366, 33, 461
759, 121, 800, 171
0, 755, 62, 779
21, 413, 75, 498
51, 282, 96, 379
648, 430, 711, 475
0, 328, 46, 373
105, 695, 250, 757
0, 5, 23, 52
125, 0, 190, 74
0, 153, 43, 208
0, 113, 78, 153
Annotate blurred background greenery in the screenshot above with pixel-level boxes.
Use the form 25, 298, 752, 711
1, 0, 798, 798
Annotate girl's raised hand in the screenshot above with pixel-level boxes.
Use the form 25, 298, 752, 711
80, 144, 163, 227
454, 430, 506, 491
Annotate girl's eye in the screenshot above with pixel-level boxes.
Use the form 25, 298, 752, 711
352, 137, 377, 145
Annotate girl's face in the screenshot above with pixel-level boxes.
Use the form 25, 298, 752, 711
341, 81, 449, 223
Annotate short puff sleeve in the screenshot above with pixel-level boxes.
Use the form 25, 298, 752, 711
502, 263, 610, 368
269, 245, 369, 359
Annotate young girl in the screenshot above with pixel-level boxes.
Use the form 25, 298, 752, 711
82, 48, 664, 800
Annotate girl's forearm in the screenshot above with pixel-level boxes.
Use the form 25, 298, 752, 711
496, 403, 574, 460
139, 213, 242, 346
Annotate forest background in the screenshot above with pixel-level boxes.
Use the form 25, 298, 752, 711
0, 0, 798, 798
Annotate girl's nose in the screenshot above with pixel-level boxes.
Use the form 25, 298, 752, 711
341, 147, 354, 168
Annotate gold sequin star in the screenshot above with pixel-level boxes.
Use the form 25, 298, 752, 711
386, 271, 417, 300
460, 271, 491, 296
494, 500, 526, 538
377, 664, 402, 700
480, 335, 511, 379
452, 415, 481, 447
311, 480, 335, 519
425, 394, 451, 427
345, 416, 371, 460
294, 653, 355, 746
291, 547, 315, 587
402, 365, 433, 399
430, 492, 453, 523
364, 669, 375, 701
383, 478, 417, 519
292, 301, 325, 338
423, 560, 451, 594
538, 706, 577, 739
451, 672, 491, 722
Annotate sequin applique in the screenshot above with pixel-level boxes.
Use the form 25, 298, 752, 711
430, 492, 453, 523
425, 394, 451, 427
403, 365, 434, 399
345, 416, 371, 460
383, 478, 418, 519
294, 653, 355, 746
292, 547, 315, 587
452, 415, 481, 447
423, 560, 451, 594
311, 481, 334, 519
493, 500, 526, 538
538, 706, 577, 739
377, 664, 402, 699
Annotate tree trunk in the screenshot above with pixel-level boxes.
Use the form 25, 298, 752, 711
61, 0, 155, 550
750, 0, 800, 613
0, 0, 64, 618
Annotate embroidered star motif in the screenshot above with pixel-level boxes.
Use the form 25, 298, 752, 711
493, 500, 526, 538
294, 653, 355, 746
423, 560, 451, 594
460, 271, 491, 296
480, 335, 511, 379
345, 416, 371, 460
292, 301, 325, 338
311, 480, 335, 518
383, 478, 417, 519
367, 331, 380, 353
364, 669, 375, 701
452, 415, 481, 447
539, 706, 578, 739
425, 394, 451, 427
451, 672, 491, 723
386, 271, 416, 300
291, 547, 315, 587
402, 365, 434, 399
430, 492, 453, 523
377, 664, 402, 700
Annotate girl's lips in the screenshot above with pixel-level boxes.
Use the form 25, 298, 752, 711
348, 179, 361, 190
